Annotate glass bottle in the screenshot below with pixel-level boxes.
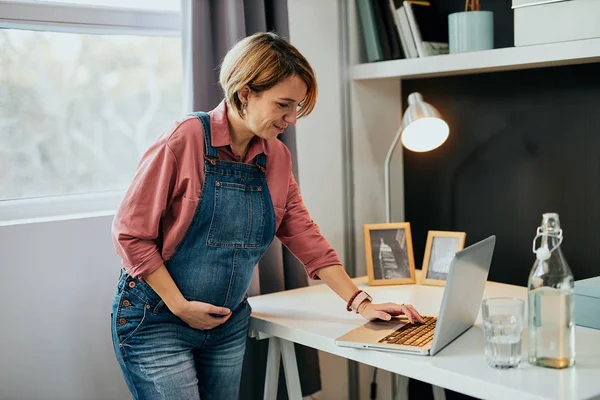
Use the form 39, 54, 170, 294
527, 213, 575, 369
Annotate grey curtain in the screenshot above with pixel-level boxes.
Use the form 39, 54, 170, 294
180, 1, 321, 399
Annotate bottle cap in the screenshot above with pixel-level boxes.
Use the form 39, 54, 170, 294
541, 213, 561, 232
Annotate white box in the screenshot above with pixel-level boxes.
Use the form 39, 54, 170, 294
512, 0, 600, 46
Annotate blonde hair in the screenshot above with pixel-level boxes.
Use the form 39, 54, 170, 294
219, 32, 317, 119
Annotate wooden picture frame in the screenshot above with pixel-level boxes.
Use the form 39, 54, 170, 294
421, 230, 466, 286
364, 222, 416, 286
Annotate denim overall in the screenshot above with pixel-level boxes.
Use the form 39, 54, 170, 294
111, 112, 276, 400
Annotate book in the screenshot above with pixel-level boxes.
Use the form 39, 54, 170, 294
371, 0, 393, 60
356, 0, 384, 62
422, 41, 449, 57
403, 1, 448, 57
376, 0, 404, 60
395, 5, 419, 58
388, 0, 409, 58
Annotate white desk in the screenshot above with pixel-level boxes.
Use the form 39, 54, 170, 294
248, 276, 600, 400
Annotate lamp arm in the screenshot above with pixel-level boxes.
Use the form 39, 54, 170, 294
384, 123, 405, 223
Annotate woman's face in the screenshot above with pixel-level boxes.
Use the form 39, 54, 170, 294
244, 75, 307, 140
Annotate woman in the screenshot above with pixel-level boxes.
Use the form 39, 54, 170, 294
111, 32, 424, 400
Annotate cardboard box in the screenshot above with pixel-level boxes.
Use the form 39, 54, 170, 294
512, 0, 600, 46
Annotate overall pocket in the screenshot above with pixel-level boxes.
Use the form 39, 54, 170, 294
114, 290, 149, 347
113, 276, 165, 345
207, 181, 265, 248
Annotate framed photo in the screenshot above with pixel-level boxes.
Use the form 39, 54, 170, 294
364, 222, 416, 286
421, 231, 466, 286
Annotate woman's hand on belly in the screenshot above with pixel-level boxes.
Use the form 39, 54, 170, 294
143, 264, 232, 330
173, 301, 233, 330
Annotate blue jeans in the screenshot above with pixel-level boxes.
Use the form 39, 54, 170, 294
111, 271, 252, 400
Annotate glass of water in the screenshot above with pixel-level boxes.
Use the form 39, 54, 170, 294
482, 298, 525, 369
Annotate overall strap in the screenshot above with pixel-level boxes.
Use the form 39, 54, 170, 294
190, 111, 267, 172
255, 153, 267, 173
189, 112, 219, 161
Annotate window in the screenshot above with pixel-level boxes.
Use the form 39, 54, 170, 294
27, 0, 180, 11
0, 0, 182, 221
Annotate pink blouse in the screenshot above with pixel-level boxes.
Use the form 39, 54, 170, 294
112, 100, 341, 280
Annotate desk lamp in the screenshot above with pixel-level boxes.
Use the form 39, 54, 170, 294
384, 92, 449, 222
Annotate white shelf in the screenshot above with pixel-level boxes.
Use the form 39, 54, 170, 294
350, 37, 600, 81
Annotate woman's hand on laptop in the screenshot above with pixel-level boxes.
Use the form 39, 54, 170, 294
358, 301, 425, 324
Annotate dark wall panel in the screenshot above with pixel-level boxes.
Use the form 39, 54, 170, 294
402, 63, 600, 286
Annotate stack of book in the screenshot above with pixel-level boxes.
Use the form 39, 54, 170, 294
356, 0, 449, 62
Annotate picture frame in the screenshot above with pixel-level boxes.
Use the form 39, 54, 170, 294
421, 230, 466, 286
364, 222, 416, 286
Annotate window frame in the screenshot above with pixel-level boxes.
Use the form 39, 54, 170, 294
0, 0, 182, 224
0, 0, 180, 35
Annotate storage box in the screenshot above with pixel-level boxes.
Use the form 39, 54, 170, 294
512, 0, 600, 46
574, 276, 600, 330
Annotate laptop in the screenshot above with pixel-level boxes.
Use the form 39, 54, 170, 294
335, 235, 496, 356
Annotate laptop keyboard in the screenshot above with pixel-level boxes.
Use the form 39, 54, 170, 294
378, 316, 437, 347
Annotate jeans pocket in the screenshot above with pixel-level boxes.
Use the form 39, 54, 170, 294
114, 290, 148, 347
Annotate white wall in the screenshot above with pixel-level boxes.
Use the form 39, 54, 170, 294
0, 215, 129, 399
287, 0, 346, 264
288, 1, 400, 399
287, 1, 349, 398
288, 1, 397, 399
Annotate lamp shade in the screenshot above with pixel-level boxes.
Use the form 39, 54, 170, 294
401, 93, 449, 152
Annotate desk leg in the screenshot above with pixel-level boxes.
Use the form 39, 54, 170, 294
280, 339, 303, 400
432, 385, 447, 400
392, 374, 409, 400
262, 338, 302, 400
264, 338, 281, 400
393, 375, 446, 400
